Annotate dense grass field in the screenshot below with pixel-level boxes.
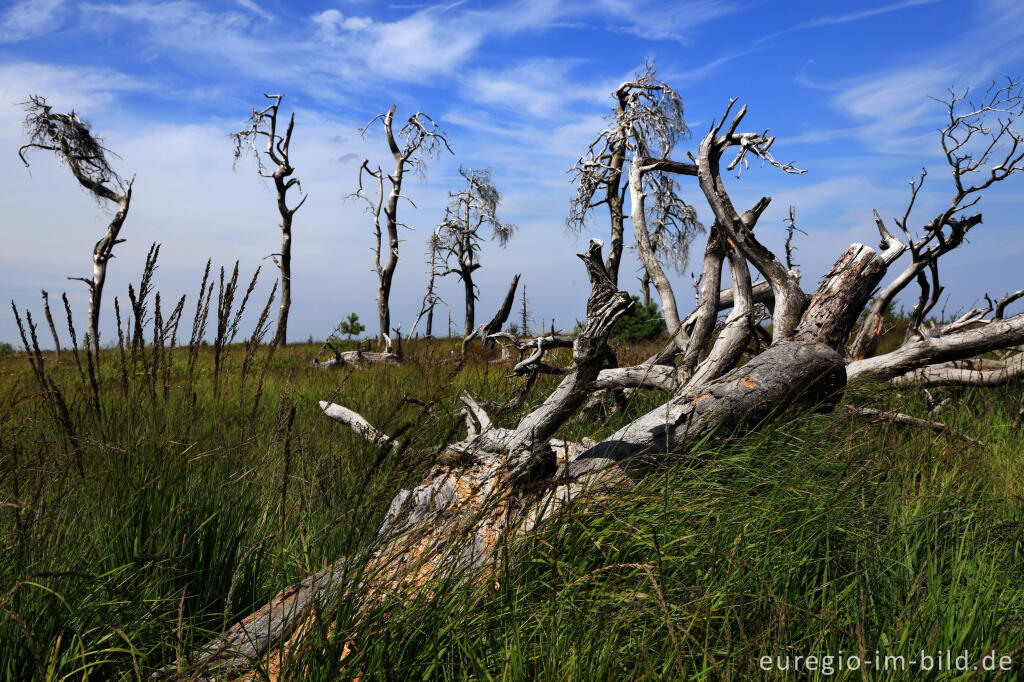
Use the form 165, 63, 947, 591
2, 322, 1024, 680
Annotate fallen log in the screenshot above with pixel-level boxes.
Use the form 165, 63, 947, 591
177, 88, 1024, 679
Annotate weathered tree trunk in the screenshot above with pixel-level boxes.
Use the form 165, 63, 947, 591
232, 96, 305, 349
847, 314, 1024, 383
629, 161, 681, 334
81, 184, 132, 358
463, 267, 476, 337
379, 107, 405, 347
362, 106, 451, 347
274, 198, 292, 347
479, 274, 520, 349
639, 271, 651, 307
604, 128, 627, 285
310, 336, 401, 369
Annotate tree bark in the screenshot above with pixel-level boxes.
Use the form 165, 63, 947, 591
629, 161, 681, 334
363, 106, 451, 347
846, 314, 1024, 383
275, 210, 291, 347
80, 183, 132, 358
379, 106, 404, 347
604, 126, 627, 285
480, 274, 520, 349
463, 267, 476, 337
232, 97, 305, 348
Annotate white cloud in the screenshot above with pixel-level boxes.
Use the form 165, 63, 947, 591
756, 0, 939, 45
235, 0, 274, 22
312, 8, 344, 39
802, 0, 939, 28
594, 0, 737, 42
81, 1, 322, 86
369, 12, 482, 79
0, 62, 149, 126
794, 0, 1024, 154
462, 59, 607, 119
0, 0, 68, 43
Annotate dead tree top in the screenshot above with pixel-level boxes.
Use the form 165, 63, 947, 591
19, 94, 128, 204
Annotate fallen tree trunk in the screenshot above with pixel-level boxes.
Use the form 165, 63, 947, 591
846, 314, 1024, 383
842, 405, 984, 446
176, 89, 1024, 679
310, 335, 402, 369
174, 234, 896, 679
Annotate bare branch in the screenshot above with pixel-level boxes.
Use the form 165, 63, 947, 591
318, 401, 398, 450
20, 95, 133, 358
231, 94, 303, 346
568, 59, 690, 284
436, 167, 516, 336
843, 406, 983, 446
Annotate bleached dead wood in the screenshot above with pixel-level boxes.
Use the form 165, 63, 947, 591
232, 94, 306, 347
480, 273, 520, 349
843, 405, 983, 446
19, 95, 134, 359
850, 79, 1024, 359
358, 106, 452, 346
319, 401, 398, 449
182, 86, 1024, 681
461, 273, 521, 357
847, 314, 1024, 383
309, 349, 401, 369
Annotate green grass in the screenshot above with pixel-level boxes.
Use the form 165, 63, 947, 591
2, 331, 1024, 680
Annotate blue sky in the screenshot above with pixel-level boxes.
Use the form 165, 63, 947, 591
3, 0, 1024, 346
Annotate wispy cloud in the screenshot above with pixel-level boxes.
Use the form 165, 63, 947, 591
593, 0, 738, 42
756, 0, 938, 45
802, 0, 938, 27
0, 62, 148, 125
0, 0, 68, 43
460, 59, 608, 119
333, 9, 483, 80
792, 0, 1024, 155
235, 0, 274, 22
311, 1, 569, 82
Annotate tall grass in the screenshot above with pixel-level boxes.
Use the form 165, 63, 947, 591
2, 261, 1023, 680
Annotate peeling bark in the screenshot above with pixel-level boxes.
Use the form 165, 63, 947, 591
181, 89, 1024, 681
847, 314, 1024, 383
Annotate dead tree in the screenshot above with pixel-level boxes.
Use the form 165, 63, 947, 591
850, 78, 1024, 360
569, 61, 693, 287
181, 85, 1024, 679
358, 105, 452, 346
409, 232, 446, 339
570, 63, 707, 334
435, 168, 516, 336
19, 95, 134, 359
310, 336, 401, 369
461, 273, 521, 355
232, 94, 306, 347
